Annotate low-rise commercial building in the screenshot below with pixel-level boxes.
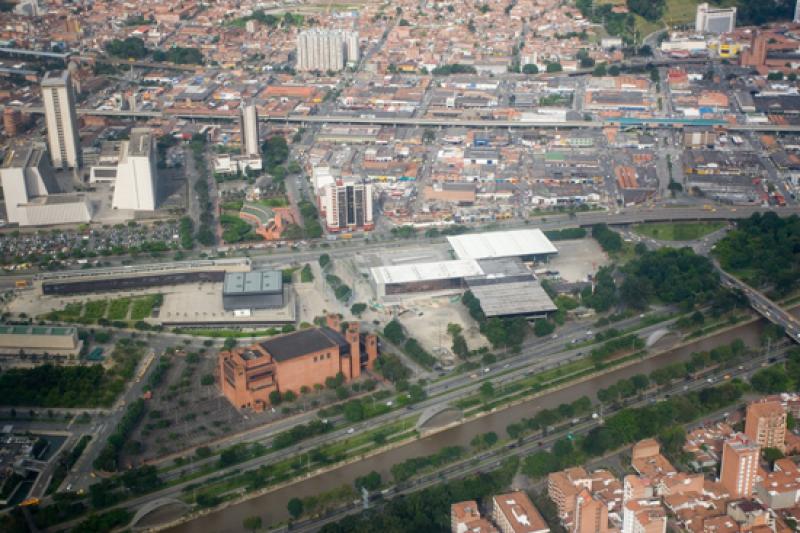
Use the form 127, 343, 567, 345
0, 325, 82, 356
222, 270, 284, 312
219, 316, 378, 410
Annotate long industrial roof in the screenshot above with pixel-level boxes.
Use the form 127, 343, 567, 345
371, 259, 484, 285
447, 229, 558, 260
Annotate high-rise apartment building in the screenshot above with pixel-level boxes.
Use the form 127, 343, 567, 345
574, 489, 608, 533
720, 433, 759, 499
240, 100, 259, 157
41, 70, 81, 169
745, 399, 786, 452
695, 3, 737, 34
322, 179, 374, 232
795, 0, 800, 23
112, 128, 157, 211
345, 31, 359, 65
296, 29, 358, 72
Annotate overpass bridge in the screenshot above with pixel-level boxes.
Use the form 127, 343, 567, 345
5, 104, 800, 132
717, 265, 800, 344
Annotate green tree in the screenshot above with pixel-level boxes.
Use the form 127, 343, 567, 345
383, 320, 406, 345
533, 319, 555, 337
546, 62, 563, 73
287, 497, 304, 519
592, 63, 607, 76
269, 390, 282, 405
223, 337, 237, 350
522, 64, 539, 74
350, 303, 367, 316
480, 381, 495, 401
355, 471, 382, 491
763, 447, 784, 468
243, 516, 262, 532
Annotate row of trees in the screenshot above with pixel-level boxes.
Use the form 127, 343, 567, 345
523, 379, 746, 478
93, 398, 146, 471
320, 458, 519, 532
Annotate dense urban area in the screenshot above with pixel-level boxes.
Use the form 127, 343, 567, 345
0, 0, 799, 532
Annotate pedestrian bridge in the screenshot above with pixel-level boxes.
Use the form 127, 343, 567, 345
416, 406, 462, 430
129, 497, 190, 529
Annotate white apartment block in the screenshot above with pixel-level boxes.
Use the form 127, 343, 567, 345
296, 29, 358, 72
695, 3, 736, 34
41, 70, 81, 169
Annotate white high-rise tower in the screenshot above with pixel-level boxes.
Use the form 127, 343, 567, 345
112, 128, 157, 211
41, 70, 81, 169
240, 101, 259, 157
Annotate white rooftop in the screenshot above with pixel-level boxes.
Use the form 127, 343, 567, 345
371, 259, 483, 285
447, 229, 558, 261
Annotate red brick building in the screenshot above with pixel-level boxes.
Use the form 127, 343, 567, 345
219, 315, 378, 410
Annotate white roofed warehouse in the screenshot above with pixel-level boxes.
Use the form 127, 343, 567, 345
447, 228, 558, 262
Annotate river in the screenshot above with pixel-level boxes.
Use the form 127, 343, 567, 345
162, 311, 793, 532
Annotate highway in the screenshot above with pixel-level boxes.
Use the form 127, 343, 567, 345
5, 103, 800, 132
1, 205, 795, 289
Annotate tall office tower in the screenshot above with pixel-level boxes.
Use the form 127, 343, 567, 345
720, 433, 759, 499
41, 70, 81, 169
323, 179, 374, 232
240, 101, 259, 157
296, 29, 345, 72
745, 399, 787, 452
695, 3, 737, 34
112, 128, 157, 211
344, 31, 359, 65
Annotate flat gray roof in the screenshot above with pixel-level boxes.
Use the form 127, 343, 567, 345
468, 280, 557, 318
41, 69, 69, 87
128, 128, 153, 157
223, 270, 282, 295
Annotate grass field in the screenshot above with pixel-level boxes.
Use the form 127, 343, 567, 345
597, 0, 702, 40
633, 221, 725, 241
107, 299, 131, 321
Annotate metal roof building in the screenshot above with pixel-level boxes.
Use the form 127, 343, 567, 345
222, 270, 284, 311
370, 259, 483, 299
447, 229, 558, 261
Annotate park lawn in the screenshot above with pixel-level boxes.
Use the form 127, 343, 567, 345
107, 298, 131, 320
633, 221, 725, 241
43, 302, 83, 322
130, 295, 161, 320
83, 300, 108, 321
